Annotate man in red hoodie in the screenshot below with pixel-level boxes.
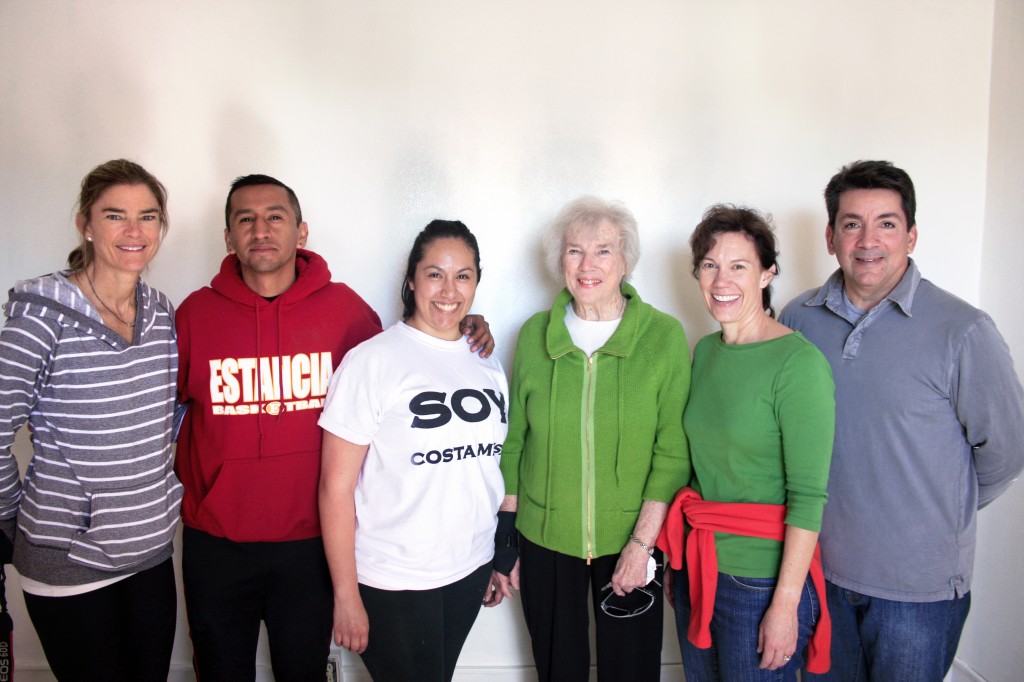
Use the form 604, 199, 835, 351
175, 175, 492, 681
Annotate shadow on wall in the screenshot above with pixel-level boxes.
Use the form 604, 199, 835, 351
776, 208, 834, 302
156, 104, 289, 303
669, 243, 716, 346
214, 103, 285, 182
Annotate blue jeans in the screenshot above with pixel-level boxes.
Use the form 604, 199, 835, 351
805, 579, 970, 682
673, 569, 819, 682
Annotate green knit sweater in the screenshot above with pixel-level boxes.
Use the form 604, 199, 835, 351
501, 284, 691, 560
685, 331, 835, 577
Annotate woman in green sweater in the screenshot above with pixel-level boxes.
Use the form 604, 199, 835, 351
666, 205, 835, 681
492, 196, 691, 682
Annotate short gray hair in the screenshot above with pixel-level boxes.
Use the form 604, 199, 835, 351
542, 196, 641, 281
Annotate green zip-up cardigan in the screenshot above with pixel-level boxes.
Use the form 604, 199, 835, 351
500, 283, 691, 560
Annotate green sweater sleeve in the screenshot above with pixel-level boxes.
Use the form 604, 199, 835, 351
777, 342, 835, 532
640, 315, 692, 503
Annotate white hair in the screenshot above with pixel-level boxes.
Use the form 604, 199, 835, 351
542, 195, 641, 281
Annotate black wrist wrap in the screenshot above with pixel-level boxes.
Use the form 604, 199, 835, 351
492, 511, 519, 576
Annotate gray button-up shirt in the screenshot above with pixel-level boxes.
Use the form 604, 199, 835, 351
780, 260, 1024, 601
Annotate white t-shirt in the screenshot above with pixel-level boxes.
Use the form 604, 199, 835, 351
318, 322, 508, 590
564, 302, 622, 356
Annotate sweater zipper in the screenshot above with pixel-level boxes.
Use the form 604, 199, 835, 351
584, 354, 596, 564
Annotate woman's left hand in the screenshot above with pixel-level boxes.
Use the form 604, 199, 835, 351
610, 541, 650, 596
757, 598, 799, 670
460, 314, 494, 357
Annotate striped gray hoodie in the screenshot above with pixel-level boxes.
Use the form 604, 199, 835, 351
0, 272, 183, 585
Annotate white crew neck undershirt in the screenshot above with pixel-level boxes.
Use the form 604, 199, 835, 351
564, 302, 623, 356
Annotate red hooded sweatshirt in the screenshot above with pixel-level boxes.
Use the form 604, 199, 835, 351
175, 249, 382, 542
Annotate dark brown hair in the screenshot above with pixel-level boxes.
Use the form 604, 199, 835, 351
401, 220, 481, 320
224, 174, 302, 228
690, 204, 780, 316
824, 160, 916, 229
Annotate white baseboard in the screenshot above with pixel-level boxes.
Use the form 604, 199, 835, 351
337, 664, 686, 681
13, 662, 684, 682
7, 660, 984, 682
945, 657, 987, 682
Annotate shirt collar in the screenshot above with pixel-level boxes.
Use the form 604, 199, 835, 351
806, 258, 921, 318
546, 282, 641, 358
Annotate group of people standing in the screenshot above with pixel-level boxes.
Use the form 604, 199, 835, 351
0, 157, 1021, 682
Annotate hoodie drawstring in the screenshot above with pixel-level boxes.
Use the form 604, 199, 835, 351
254, 299, 265, 461
542, 355, 560, 544
613, 358, 625, 486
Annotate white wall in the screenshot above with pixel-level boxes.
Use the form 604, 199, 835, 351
953, 0, 1024, 680
0, 1, 1015, 679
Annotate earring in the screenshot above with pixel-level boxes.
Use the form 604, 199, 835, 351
86, 236, 93, 242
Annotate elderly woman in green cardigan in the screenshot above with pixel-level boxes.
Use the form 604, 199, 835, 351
488, 196, 691, 682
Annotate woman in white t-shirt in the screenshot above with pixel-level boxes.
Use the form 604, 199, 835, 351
318, 220, 508, 682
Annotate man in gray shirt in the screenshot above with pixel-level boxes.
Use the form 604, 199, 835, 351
780, 160, 1024, 681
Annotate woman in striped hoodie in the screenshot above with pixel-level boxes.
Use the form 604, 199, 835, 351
0, 159, 183, 681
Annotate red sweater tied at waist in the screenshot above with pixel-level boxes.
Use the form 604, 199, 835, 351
656, 486, 831, 674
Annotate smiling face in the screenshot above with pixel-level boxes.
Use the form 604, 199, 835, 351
75, 183, 164, 277
826, 188, 917, 310
225, 184, 309, 296
562, 220, 627, 317
697, 231, 774, 329
406, 237, 479, 341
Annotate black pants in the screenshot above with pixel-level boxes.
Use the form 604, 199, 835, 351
24, 557, 176, 682
182, 527, 333, 682
519, 536, 664, 682
358, 562, 492, 682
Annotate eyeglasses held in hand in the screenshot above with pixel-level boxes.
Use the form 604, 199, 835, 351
599, 577, 662, 619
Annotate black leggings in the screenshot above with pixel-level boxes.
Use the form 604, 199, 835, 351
358, 562, 492, 682
23, 558, 176, 682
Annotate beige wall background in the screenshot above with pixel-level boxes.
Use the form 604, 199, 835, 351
1, 1, 1020, 679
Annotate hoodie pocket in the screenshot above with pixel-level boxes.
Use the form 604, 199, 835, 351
194, 448, 322, 542
67, 473, 184, 571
